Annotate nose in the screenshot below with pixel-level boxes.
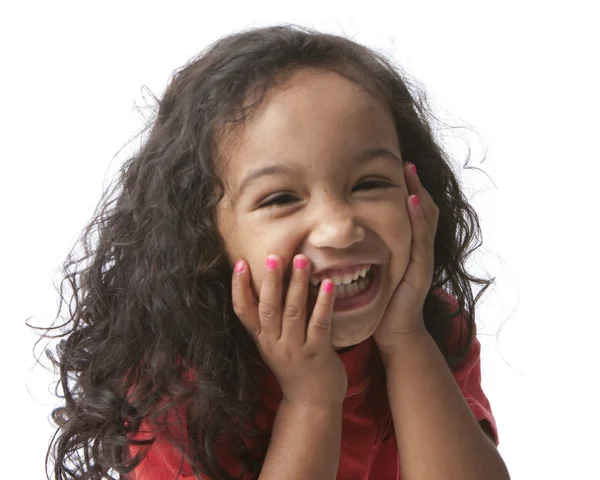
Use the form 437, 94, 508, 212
307, 204, 365, 250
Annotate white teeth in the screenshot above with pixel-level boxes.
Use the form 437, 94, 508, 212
334, 271, 373, 298
311, 264, 373, 287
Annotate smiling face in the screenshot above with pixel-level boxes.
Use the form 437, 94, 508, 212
216, 68, 412, 348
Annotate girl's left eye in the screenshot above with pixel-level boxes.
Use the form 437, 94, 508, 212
258, 193, 299, 208
353, 179, 393, 191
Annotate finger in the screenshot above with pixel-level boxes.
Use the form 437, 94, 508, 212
231, 259, 261, 337
404, 162, 421, 193
405, 163, 439, 237
406, 194, 435, 291
258, 254, 284, 339
306, 279, 336, 347
281, 255, 311, 344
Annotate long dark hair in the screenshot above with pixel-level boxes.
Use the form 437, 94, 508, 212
40, 23, 494, 480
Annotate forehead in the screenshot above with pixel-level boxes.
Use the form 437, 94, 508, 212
219, 68, 399, 183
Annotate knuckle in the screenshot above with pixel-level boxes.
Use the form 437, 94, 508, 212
258, 302, 277, 320
248, 326, 261, 338
258, 335, 274, 349
232, 301, 246, 319
311, 316, 331, 332
283, 304, 303, 320
278, 343, 295, 361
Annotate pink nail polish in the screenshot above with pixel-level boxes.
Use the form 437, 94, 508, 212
266, 256, 278, 270
411, 164, 417, 175
411, 195, 419, 207
234, 260, 245, 273
322, 279, 334, 293
294, 257, 307, 270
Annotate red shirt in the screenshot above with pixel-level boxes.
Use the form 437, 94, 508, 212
129, 294, 498, 479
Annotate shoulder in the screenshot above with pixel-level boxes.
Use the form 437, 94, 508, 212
431, 288, 475, 360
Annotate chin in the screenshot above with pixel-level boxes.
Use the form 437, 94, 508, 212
331, 323, 379, 349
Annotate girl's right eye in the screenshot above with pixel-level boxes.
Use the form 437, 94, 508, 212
258, 193, 299, 208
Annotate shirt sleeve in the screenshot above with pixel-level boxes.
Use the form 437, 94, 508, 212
452, 331, 500, 446
434, 288, 499, 446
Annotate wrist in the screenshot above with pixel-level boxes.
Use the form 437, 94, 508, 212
280, 396, 344, 412
377, 328, 432, 366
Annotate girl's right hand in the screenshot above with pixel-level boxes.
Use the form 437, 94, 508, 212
232, 254, 348, 406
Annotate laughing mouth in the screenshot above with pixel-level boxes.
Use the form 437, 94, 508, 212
310, 264, 374, 299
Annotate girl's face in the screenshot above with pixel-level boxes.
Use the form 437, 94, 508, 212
216, 68, 411, 348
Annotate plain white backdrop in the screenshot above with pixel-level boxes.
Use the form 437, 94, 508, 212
2, 1, 598, 478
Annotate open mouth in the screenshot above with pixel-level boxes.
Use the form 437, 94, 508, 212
308, 264, 382, 313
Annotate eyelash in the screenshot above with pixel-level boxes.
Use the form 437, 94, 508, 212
259, 179, 393, 208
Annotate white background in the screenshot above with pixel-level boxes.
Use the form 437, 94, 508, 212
2, 1, 598, 478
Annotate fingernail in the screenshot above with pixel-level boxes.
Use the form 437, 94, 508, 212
294, 257, 308, 270
411, 164, 417, 175
234, 260, 245, 273
411, 195, 419, 207
266, 255, 279, 270
322, 279, 334, 293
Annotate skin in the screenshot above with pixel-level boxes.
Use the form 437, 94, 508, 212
217, 67, 412, 348
218, 67, 509, 479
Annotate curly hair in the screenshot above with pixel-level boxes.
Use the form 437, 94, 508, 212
41, 23, 494, 480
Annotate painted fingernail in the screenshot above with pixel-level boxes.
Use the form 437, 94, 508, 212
294, 257, 308, 270
234, 260, 245, 273
411, 195, 419, 207
322, 279, 334, 293
266, 255, 279, 270
411, 164, 417, 175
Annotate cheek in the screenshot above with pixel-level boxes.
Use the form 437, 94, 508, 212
242, 225, 304, 296
218, 202, 304, 297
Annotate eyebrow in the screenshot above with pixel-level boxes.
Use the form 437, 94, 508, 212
237, 146, 401, 195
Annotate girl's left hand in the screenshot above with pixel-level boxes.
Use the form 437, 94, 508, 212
373, 162, 440, 357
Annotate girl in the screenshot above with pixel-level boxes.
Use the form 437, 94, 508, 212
45, 24, 509, 480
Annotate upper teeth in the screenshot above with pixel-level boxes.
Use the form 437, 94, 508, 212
310, 265, 371, 286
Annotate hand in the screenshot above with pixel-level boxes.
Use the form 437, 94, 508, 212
373, 162, 440, 357
231, 254, 348, 406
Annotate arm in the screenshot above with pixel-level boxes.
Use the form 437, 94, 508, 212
381, 330, 509, 480
259, 399, 342, 480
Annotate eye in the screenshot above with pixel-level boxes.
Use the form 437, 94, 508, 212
353, 179, 393, 191
259, 193, 299, 208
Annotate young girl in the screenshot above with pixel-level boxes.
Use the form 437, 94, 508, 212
45, 24, 509, 480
